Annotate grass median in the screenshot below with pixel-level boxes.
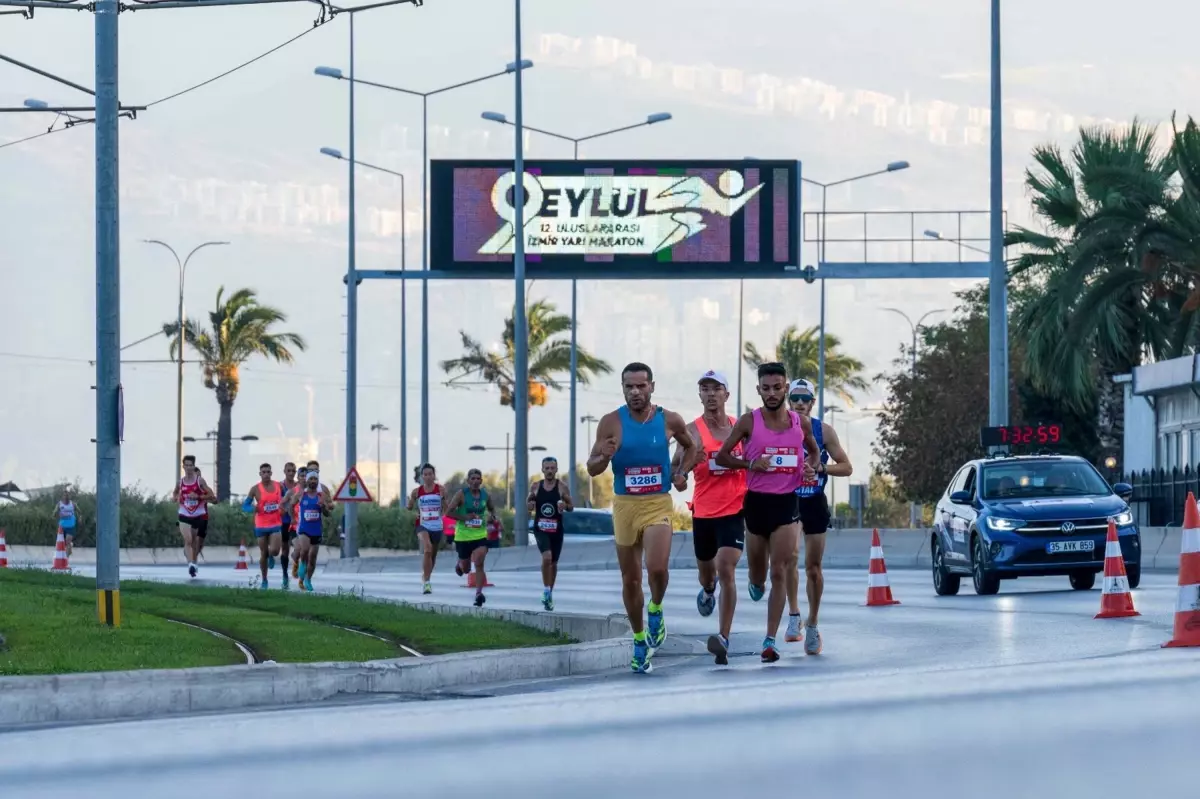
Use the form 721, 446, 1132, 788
0, 569, 571, 677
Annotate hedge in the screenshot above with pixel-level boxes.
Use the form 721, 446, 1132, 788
0, 489, 517, 550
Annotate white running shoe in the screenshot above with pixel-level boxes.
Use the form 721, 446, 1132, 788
785, 614, 802, 642
804, 624, 822, 655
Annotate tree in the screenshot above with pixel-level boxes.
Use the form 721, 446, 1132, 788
742, 325, 867, 403
440, 297, 612, 408
164, 287, 305, 501
1007, 120, 1199, 457
873, 283, 1097, 504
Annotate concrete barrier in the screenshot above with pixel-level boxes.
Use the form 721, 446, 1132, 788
0, 639, 632, 728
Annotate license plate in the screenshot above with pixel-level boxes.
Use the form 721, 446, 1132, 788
1046, 540, 1096, 554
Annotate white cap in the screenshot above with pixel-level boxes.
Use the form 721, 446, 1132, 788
698, 370, 730, 390
789, 378, 816, 395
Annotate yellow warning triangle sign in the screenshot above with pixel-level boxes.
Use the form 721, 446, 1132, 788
333, 466, 373, 503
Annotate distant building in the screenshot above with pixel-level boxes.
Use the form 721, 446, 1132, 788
1117, 354, 1200, 473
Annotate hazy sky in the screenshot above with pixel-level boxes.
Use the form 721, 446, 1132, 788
2, 0, 1196, 504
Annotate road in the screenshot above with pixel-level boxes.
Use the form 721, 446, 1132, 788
3, 564, 1199, 796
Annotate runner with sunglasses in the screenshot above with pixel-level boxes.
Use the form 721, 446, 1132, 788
786, 378, 854, 655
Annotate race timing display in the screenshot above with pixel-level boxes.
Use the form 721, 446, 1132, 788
979, 424, 1064, 448
429, 159, 800, 274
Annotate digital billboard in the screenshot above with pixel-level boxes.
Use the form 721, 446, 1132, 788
430, 159, 800, 274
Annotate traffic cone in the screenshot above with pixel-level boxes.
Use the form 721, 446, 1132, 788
1163, 492, 1200, 647
0, 528, 8, 568
1095, 519, 1139, 619
865, 528, 900, 606
51, 530, 69, 571
234, 541, 249, 571
463, 568, 492, 587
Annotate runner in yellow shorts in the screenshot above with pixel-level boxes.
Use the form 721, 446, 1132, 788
588, 361, 697, 673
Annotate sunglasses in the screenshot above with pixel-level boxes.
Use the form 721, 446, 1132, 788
789, 394, 815, 403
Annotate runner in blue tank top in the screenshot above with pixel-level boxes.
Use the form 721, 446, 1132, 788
588, 362, 697, 673
787, 378, 854, 655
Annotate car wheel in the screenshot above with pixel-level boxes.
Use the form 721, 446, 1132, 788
1126, 564, 1141, 590
931, 538, 961, 596
971, 534, 1001, 596
1068, 570, 1096, 591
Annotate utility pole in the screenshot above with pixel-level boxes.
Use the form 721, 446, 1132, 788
581, 414, 598, 507
370, 422, 388, 502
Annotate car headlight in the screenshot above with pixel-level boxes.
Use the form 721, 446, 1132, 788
986, 516, 1023, 531
1112, 511, 1133, 526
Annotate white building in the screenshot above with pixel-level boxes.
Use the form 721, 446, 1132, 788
1118, 354, 1200, 474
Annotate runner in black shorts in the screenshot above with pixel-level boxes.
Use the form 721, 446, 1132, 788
279, 461, 299, 590
716, 363, 819, 663
528, 456, 573, 610
786, 378, 853, 655
671, 370, 748, 664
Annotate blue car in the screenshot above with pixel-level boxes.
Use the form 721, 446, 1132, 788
931, 454, 1140, 595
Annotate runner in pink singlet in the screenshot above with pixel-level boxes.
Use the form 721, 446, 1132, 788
716, 362, 819, 663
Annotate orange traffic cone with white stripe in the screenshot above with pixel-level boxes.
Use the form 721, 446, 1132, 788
865, 528, 900, 606
465, 571, 494, 589
234, 541, 249, 571
0, 528, 7, 568
1163, 492, 1200, 647
51, 529, 69, 571
1094, 519, 1139, 619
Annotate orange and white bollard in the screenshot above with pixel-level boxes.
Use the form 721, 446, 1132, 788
865, 528, 900, 606
51, 530, 70, 571
1163, 492, 1200, 647
1094, 519, 1139, 619
234, 541, 249, 571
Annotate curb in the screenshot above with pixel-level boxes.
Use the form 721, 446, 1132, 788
0, 639, 631, 728
0, 600, 659, 729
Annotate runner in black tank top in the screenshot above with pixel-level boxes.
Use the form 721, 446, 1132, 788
528, 456, 574, 610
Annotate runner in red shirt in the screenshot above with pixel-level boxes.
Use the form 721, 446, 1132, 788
172, 455, 215, 579
672, 370, 748, 664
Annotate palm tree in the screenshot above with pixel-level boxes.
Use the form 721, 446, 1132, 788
742, 324, 868, 404
1006, 120, 1199, 455
164, 286, 306, 501
440, 297, 612, 407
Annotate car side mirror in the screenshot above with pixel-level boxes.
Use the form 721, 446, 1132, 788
949, 490, 972, 505
1112, 482, 1133, 501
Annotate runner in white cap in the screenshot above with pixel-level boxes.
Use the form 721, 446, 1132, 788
787, 377, 853, 655
671, 369, 747, 665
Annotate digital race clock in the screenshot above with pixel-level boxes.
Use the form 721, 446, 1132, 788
979, 424, 1063, 448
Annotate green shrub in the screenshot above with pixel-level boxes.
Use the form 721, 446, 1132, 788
0, 488, 517, 550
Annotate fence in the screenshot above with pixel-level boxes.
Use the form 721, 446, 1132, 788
1124, 467, 1200, 526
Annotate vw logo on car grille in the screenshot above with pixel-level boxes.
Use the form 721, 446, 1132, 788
1060, 522, 1076, 533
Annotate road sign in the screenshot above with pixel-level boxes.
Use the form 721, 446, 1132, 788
333, 466, 373, 503
430, 159, 800, 276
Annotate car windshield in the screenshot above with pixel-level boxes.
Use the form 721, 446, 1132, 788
981, 460, 1111, 499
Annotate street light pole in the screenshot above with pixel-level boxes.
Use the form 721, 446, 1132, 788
736, 279, 745, 412
479, 110, 672, 510
988, 0, 1009, 431
799, 161, 910, 419
512, 0, 531, 544
314, 61, 534, 471
344, 11, 361, 558
370, 422, 388, 502
581, 414, 598, 507
319, 148, 408, 502
143, 239, 229, 487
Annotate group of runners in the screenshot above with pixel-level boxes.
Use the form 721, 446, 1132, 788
407, 457, 573, 610
164, 359, 849, 672
589, 361, 851, 672
172, 457, 333, 591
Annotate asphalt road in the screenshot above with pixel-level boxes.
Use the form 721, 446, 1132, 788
5, 563, 1199, 796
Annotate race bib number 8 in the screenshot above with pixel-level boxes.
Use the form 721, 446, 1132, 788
763, 447, 798, 474
624, 466, 663, 494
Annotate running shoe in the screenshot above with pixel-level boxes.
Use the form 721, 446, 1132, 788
631, 638, 653, 673
785, 614, 803, 642
706, 633, 730, 666
268, 555, 276, 571
297, 561, 308, 581
455, 563, 465, 577
542, 589, 553, 611
188, 564, 197, 579
474, 592, 486, 608
281, 576, 290, 591
303, 578, 313, 592
422, 582, 432, 595
804, 624, 822, 656
761, 637, 780, 663
696, 587, 716, 618
647, 609, 666, 652
291, 560, 299, 578
748, 583, 765, 602
260, 578, 269, 591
